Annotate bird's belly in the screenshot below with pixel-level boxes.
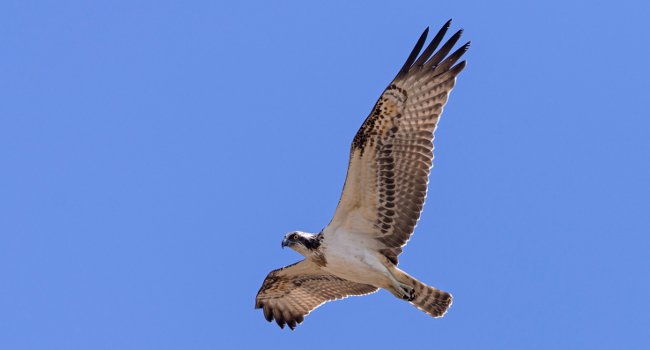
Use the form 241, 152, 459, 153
321, 247, 388, 287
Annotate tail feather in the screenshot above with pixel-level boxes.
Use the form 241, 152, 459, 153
401, 273, 453, 317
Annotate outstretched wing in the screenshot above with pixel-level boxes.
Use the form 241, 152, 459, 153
255, 260, 378, 329
324, 21, 469, 264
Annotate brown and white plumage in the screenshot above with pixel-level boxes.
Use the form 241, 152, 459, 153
256, 20, 469, 329
255, 260, 378, 330
327, 21, 468, 264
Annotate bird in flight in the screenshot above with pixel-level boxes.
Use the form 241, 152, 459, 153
256, 20, 469, 330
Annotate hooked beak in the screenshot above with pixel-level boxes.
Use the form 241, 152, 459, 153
281, 237, 289, 249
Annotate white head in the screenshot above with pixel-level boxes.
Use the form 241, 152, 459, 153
281, 231, 321, 257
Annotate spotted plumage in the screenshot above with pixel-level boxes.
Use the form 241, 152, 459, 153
256, 20, 469, 329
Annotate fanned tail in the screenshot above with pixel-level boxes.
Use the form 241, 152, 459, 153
400, 272, 452, 317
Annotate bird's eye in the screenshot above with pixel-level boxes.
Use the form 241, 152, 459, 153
290, 234, 297, 240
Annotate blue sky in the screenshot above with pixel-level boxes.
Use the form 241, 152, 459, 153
1, 0, 649, 349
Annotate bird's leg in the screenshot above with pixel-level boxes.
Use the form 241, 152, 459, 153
393, 282, 415, 301
384, 267, 415, 301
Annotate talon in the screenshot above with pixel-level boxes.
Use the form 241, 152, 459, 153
398, 283, 415, 301
408, 289, 415, 301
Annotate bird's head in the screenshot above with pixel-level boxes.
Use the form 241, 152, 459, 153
281, 231, 321, 257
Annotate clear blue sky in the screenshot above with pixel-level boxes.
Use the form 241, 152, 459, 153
2, 1, 649, 349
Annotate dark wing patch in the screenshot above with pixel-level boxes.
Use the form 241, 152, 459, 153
255, 260, 378, 330
326, 21, 469, 265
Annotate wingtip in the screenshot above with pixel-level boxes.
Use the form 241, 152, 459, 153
419, 26, 430, 43
263, 305, 274, 322
394, 27, 430, 80
276, 319, 286, 329
419, 26, 430, 42
444, 18, 452, 27
448, 60, 468, 76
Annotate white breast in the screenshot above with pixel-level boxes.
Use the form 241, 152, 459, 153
321, 228, 389, 287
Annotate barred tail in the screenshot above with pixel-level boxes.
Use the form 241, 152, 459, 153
401, 273, 453, 317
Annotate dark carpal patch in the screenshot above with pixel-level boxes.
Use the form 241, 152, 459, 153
352, 85, 407, 155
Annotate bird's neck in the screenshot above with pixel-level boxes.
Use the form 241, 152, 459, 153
302, 232, 323, 251
305, 233, 327, 267
291, 232, 323, 258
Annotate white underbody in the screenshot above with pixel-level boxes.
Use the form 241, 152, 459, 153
319, 228, 394, 289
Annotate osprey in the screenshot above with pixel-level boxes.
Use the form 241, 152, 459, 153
256, 20, 469, 330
